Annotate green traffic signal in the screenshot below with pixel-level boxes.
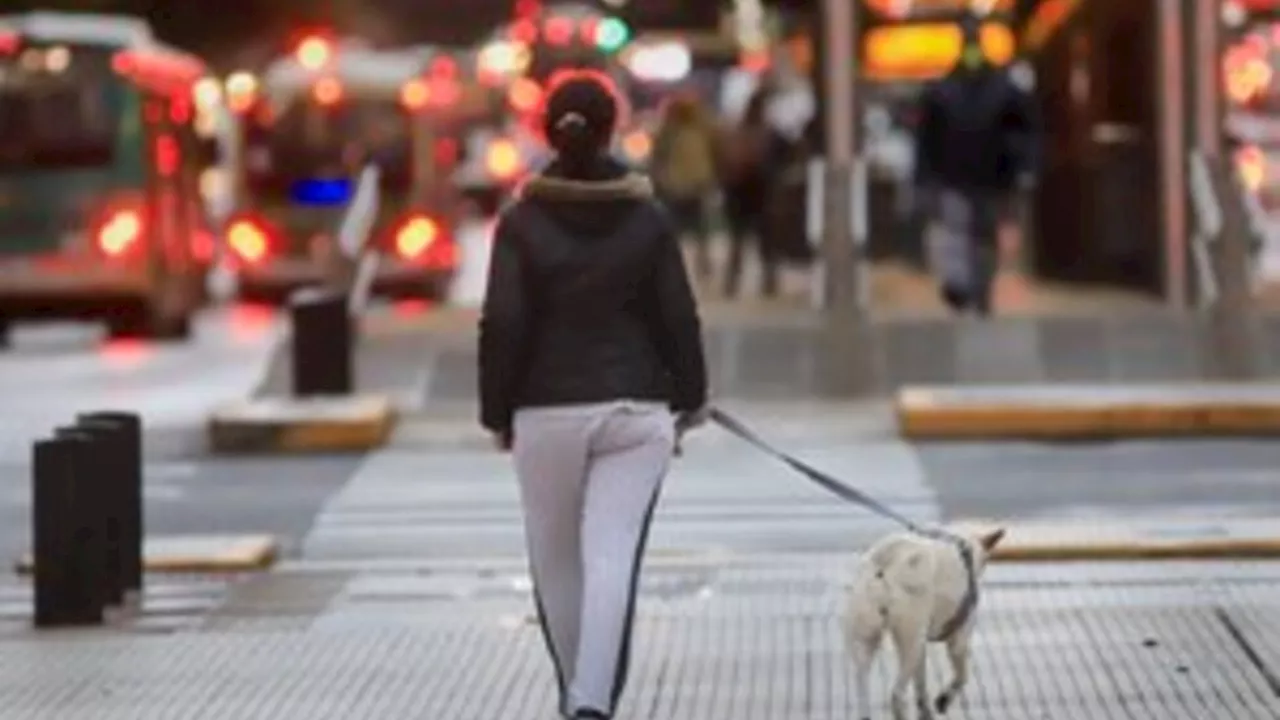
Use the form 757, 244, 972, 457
595, 17, 630, 52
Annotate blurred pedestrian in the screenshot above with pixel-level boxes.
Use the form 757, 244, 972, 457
651, 90, 719, 278
717, 87, 787, 298
914, 12, 1040, 316
477, 69, 709, 720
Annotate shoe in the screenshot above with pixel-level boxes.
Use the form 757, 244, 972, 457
940, 284, 969, 313
573, 710, 609, 719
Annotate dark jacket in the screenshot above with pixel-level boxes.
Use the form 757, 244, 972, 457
914, 63, 1040, 193
478, 156, 708, 435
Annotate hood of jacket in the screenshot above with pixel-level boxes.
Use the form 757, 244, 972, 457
515, 155, 655, 237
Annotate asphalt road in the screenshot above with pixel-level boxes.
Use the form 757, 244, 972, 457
916, 438, 1280, 522
5, 299, 1279, 571
291, 403, 1280, 565
0, 307, 360, 566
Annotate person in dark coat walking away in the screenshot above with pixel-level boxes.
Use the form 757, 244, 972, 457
718, 87, 787, 299
477, 69, 710, 720
651, 90, 720, 278
914, 12, 1040, 316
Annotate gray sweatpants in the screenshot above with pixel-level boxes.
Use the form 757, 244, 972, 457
512, 401, 675, 718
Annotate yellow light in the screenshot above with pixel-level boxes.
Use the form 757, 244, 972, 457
297, 36, 332, 71
225, 71, 258, 114
313, 77, 343, 105
621, 130, 651, 162
226, 71, 258, 97
193, 77, 223, 109
863, 22, 1015, 81
1237, 145, 1266, 193
508, 77, 542, 113
479, 41, 532, 79
98, 211, 142, 256
401, 79, 430, 110
486, 139, 522, 179
1225, 44, 1273, 105
396, 217, 439, 258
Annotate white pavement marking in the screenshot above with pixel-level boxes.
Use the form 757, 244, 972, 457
448, 218, 494, 307
394, 352, 437, 414
0, 481, 184, 504
300, 425, 940, 563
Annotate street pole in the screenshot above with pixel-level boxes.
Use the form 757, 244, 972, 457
818, 0, 874, 395
1190, 0, 1258, 378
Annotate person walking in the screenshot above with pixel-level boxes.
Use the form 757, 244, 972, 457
914, 11, 1040, 316
477, 69, 709, 720
650, 90, 720, 278
718, 87, 786, 299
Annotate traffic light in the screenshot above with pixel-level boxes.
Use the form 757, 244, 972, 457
594, 17, 630, 53
296, 34, 332, 71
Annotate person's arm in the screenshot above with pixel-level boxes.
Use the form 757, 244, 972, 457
648, 209, 707, 415
913, 84, 940, 189
1004, 77, 1043, 182
478, 209, 532, 439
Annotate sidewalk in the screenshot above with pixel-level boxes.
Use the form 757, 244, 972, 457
7, 405, 1280, 717
0, 558, 1277, 718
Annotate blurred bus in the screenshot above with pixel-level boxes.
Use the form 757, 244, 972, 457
222, 37, 465, 302
0, 12, 216, 342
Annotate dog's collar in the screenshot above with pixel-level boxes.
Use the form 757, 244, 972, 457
933, 538, 979, 642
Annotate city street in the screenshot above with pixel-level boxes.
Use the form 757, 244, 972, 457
0, 222, 1277, 715
6, 0, 1280, 714
3, 312, 1280, 718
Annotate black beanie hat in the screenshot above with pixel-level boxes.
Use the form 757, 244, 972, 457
542, 69, 619, 165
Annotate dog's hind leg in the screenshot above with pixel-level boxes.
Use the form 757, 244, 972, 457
888, 623, 928, 720
934, 634, 970, 714
848, 630, 881, 720
913, 653, 934, 720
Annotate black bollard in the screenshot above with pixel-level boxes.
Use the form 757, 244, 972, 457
53, 424, 123, 608
289, 287, 353, 396
78, 412, 143, 597
32, 433, 104, 627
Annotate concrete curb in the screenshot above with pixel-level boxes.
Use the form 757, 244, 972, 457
207, 395, 396, 454
896, 384, 1280, 439
949, 518, 1280, 561
14, 534, 279, 575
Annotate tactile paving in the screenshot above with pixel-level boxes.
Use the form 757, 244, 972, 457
0, 559, 1274, 718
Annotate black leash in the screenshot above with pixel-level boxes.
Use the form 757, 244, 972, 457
707, 406, 979, 640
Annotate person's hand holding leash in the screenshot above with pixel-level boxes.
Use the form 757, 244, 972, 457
672, 406, 710, 456
493, 429, 513, 452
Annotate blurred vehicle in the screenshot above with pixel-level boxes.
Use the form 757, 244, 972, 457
0, 12, 217, 342
455, 2, 636, 213
222, 36, 466, 302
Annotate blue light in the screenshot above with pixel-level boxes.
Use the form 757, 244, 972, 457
290, 178, 353, 206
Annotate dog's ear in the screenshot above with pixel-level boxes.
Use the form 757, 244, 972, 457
980, 528, 1006, 550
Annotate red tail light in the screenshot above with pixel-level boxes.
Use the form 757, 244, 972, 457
392, 214, 455, 268
428, 79, 460, 108
313, 77, 343, 106
544, 16, 574, 46
96, 209, 143, 258
226, 217, 271, 265
395, 216, 440, 259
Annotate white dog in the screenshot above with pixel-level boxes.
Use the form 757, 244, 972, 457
842, 527, 1005, 719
